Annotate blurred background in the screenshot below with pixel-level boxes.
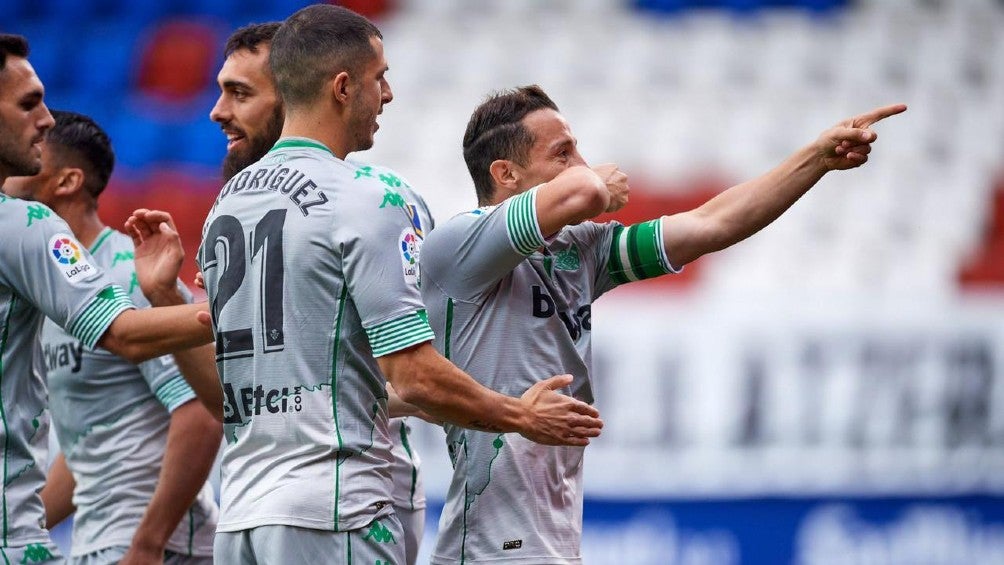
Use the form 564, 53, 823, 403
4, 0, 1004, 563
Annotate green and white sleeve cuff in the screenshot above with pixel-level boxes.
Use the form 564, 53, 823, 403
155, 375, 198, 412
505, 187, 545, 256
67, 285, 135, 349
607, 218, 681, 284
365, 310, 436, 357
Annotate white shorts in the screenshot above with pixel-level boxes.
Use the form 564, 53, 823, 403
394, 505, 426, 565
72, 546, 212, 565
214, 516, 405, 565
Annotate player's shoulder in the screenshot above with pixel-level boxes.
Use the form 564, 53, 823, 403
424, 205, 497, 247
0, 194, 57, 229
564, 219, 615, 240
88, 229, 138, 277
0, 196, 77, 256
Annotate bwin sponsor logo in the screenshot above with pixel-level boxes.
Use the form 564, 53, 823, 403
531, 285, 591, 341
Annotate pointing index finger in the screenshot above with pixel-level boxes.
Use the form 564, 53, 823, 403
854, 103, 907, 128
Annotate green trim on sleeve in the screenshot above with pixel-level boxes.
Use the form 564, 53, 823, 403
607, 218, 678, 284
505, 187, 545, 256
154, 375, 197, 412
66, 285, 135, 349
364, 310, 435, 357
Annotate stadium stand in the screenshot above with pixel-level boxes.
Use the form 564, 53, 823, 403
6, 0, 1002, 292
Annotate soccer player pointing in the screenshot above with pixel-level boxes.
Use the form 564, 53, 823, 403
419, 85, 905, 564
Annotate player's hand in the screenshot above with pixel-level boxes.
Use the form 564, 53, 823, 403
815, 104, 907, 171
125, 208, 186, 305
517, 374, 603, 447
194, 271, 205, 289
592, 163, 629, 213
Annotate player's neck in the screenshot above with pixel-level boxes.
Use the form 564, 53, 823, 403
280, 112, 352, 160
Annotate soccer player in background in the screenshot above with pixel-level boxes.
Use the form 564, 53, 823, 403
196, 7, 602, 564
419, 85, 906, 563
208, 21, 428, 564
4, 110, 222, 565
0, 33, 214, 563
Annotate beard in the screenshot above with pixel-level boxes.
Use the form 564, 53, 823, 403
221, 105, 284, 181
0, 134, 42, 180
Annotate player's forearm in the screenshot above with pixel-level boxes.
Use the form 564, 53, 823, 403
535, 166, 609, 236
40, 452, 76, 530
379, 344, 527, 433
172, 344, 224, 421
664, 144, 826, 266
131, 401, 221, 551
98, 305, 214, 364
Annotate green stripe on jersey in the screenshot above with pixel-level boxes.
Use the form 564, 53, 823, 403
607, 218, 674, 284
365, 311, 435, 357
66, 285, 134, 349
154, 375, 196, 412
269, 138, 334, 156
505, 188, 545, 256
88, 227, 114, 254
0, 296, 18, 544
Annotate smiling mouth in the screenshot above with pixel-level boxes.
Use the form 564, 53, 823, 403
225, 132, 246, 151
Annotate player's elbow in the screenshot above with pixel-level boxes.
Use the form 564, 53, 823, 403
561, 167, 608, 218
97, 331, 148, 364
173, 401, 224, 442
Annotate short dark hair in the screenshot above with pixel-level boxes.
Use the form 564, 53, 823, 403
462, 85, 559, 205
47, 110, 115, 199
0, 34, 29, 72
270, 4, 382, 107
224, 22, 282, 58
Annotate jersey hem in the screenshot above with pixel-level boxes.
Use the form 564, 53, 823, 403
365, 310, 435, 357
70, 540, 214, 559
431, 555, 582, 564
66, 285, 134, 349
504, 187, 545, 256
216, 506, 394, 534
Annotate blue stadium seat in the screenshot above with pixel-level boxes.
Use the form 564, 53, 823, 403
10, 22, 71, 91
167, 113, 228, 168
71, 21, 139, 94
104, 109, 167, 170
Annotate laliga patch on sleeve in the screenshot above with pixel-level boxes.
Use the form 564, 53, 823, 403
48, 234, 100, 285
399, 228, 421, 285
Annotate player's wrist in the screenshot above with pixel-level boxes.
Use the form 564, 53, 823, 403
143, 285, 186, 307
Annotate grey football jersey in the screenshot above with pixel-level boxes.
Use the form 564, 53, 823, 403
41, 228, 217, 557
387, 417, 424, 512
420, 187, 676, 564
198, 138, 435, 533
0, 197, 133, 549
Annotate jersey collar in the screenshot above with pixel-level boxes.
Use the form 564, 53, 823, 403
89, 227, 115, 254
268, 137, 334, 157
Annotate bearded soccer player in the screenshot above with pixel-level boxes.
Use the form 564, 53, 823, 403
0, 34, 213, 563
208, 21, 426, 564
420, 85, 906, 564
4, 110, 222, 565
198, 7, 601, 564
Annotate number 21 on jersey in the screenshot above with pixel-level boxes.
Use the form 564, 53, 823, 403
203, 209, 286, 360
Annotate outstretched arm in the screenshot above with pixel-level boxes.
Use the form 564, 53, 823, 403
378, 342, 602, 446
97, 304, 214, 364
124, 209, 224, 420
660, 104, 907, 267
120, 401, 221, 565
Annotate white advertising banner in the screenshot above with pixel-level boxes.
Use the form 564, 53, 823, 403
410, 291, 1004, 498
